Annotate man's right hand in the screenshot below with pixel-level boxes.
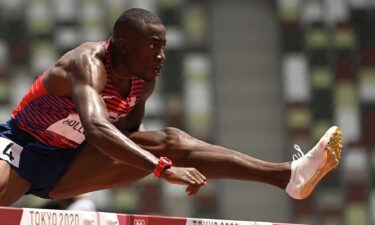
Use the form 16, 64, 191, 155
160, 166, 207, 196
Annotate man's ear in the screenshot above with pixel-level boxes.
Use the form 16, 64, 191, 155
117, 37, 128, 55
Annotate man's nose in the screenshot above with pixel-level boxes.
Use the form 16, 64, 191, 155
156, 49, 165, 61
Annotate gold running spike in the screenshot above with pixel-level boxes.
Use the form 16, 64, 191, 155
300, 127, 343, 199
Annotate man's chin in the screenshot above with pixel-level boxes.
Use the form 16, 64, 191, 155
139, 75, 157, 82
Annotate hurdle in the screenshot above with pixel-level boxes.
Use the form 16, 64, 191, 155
0, 207, 306, 225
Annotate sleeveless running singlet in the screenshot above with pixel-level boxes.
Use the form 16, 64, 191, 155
11, 37, 144, 149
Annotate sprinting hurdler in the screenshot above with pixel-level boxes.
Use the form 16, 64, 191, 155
0, 8, 342, 205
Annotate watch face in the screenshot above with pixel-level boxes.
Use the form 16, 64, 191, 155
161, 157, 172, 165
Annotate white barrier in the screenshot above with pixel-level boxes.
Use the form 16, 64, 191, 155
0, 207, 306, 225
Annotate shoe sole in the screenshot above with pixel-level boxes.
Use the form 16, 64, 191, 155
300, 127, 343, 199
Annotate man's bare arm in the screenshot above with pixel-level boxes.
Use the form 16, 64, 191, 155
69, 44, 159, 171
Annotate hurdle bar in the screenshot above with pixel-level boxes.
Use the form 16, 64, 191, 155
0, 207, 306, 225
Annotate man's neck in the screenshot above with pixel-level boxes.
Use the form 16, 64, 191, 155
110, 44, 133, 80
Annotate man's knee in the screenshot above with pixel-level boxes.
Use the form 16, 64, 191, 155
162, 127, 196, 151
163, 127, 183, 137
163, 127, 184, 146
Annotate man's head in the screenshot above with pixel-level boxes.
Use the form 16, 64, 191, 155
112, 8, 166, 81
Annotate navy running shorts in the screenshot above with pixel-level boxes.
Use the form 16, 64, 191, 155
0, 120, 83, 199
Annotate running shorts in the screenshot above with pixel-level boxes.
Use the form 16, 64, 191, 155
0, 120, 83, 199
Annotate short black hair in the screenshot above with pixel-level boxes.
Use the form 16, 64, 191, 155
113, 8, 162, 40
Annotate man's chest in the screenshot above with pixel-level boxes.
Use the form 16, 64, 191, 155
101, 93, 137, 122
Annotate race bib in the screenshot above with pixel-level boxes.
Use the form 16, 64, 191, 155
46, 114, 85, 144
0, 137, 23, 168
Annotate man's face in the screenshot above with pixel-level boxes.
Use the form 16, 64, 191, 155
125, 23, 166, 81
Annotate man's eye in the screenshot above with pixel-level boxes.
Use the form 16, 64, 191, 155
149, 44, 155, 49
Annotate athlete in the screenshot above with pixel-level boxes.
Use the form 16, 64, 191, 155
0, 8, 342, 206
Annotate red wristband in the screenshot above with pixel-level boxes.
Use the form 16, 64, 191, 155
153, 157, 173, 178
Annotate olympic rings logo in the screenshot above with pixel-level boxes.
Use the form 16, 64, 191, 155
134, 219, 146, 225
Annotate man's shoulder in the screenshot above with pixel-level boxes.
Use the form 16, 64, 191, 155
74, 41, 106, 59
79, 41, 104, 49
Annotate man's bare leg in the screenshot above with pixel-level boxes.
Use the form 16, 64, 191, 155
50, 126, 342, 200
49, 144, 151, 199
130, 128, 291, 189
129, 126, 342, 199
0, 160, 31, 205
49, 128, 290, 199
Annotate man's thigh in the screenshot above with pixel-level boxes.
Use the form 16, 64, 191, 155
0, 160, 31, 205
49, 143, 151, 199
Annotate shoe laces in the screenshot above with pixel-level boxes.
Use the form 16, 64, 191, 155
292, 144, 305, 161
